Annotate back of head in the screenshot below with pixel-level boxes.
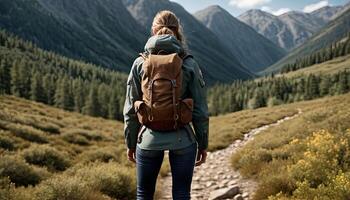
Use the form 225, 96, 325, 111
151, 10, 185, 44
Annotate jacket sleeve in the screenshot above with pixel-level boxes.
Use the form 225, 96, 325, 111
123, 58, 143, 149
188, 59, 209, 150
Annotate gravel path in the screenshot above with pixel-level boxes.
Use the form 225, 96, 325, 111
158, 109, 302, 200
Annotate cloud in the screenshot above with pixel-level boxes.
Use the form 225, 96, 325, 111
229, 0, 271, 9
303, 0, 329, 13
261, 6, 291, 15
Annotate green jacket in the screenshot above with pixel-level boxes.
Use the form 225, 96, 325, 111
123, 34, 209, 150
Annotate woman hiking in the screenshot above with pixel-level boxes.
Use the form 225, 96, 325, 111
123, 10, 209, 200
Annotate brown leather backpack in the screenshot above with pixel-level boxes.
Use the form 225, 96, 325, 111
134, 53, 193, 131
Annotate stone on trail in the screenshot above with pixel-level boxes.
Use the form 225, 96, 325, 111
234, 194, 244, 200
208, 185, 240, 200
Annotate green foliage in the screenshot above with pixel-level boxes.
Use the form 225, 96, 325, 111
35, 175, 98, 200
73, 162, 136, 199
0, 155, 47, 186
0, 120, 48, 143
22, 145, 71, 171
65, 129, 104, 141
0, 30, 127, 121
79, 146, 122, 163
281, 33, 350, 74
208, 70, 350, 116
0, 177, 36, 200
0, 134, 14, 150
230, 95, 350, 200
61, 132, 90, 146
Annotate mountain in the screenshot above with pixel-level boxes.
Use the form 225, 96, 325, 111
122, 0, 254, 83
238, 10, 323, 50
311, 5, 343, 21
239, 6, 341, 50
0, 0, 148, 72
263, 7, 350, 74
194, 5, 286, 72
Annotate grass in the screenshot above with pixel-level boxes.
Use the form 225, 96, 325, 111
277, 54, 350, 78
230, 93, 350, 199
0, 95, 132, 199
209, 106, 298, 151
2, 93, 349, 200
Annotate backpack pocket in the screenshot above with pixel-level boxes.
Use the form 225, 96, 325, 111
134, 101, 150, 125
179, 98, 193, 125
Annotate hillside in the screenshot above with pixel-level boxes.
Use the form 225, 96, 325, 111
264, 8, 350, 74
0, 95, 135, 200
231, 93, 350, 199
277, 54, 350, 78
0, 30, 127, 121
0, 0, 147, 72
194, 5, 286, 72
122, 0, 255, 83
239, 6, 340, 50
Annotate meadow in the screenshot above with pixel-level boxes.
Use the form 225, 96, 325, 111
0, 95, 134, 200
231, 93, 350, 199
1, 92, 350, 200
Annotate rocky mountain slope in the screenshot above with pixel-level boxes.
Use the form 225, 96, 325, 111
123, 0, 255, 83
194, 5, 286, 72
264, 7, 350, 74
0, 0, 148, 72
239, 5, 345, 50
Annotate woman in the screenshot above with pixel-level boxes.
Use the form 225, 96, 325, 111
123, 10, 209, 200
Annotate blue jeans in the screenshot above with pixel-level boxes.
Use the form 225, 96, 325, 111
136, 142, 197, 200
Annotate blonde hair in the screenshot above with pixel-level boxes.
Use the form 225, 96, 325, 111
151, 10, 185, 44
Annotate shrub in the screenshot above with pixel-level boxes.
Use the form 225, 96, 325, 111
35, 175, 98, 200
0, 155, 45, 186
231, 148, 272, 177
74, 162, 136, 199
80, 147, 120, 163
34, 123, 60, 135
0, 177, 36, 200
22, 145, 71, 171
268, 129, 350, 199
65, 129, 104, 141
0, 121, 48, 143
62, 132, 89, 145
0, 134, 14, 150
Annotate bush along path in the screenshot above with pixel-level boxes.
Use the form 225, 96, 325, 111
159, 109, 302, 200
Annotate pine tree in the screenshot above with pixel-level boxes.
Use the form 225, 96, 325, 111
320, 76, 331, 96
73, 79, 85, 113
0, 59, 11, 94
42, 74, 55, 105
98, 84, 110, 118
10, 60, 21, 96
108, 89, 120, 120
54, 76, 73, 110
337, 72, 348, 94
30, 72, 45, 102
83, 83, 100, 117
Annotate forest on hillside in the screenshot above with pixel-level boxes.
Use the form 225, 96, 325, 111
281, 33, 350, 74
0, 30, 127, 121
1, 29, 350, 120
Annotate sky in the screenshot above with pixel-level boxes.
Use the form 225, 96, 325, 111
170, 0, 349, 16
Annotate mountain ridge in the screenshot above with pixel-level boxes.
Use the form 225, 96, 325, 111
194, 5, 286, 72
263, 7, 350, 74
239, 5, 344, 50
123, 0, 255, 83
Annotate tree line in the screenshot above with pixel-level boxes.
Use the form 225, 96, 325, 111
0, 30, 127, 120
281, 33, 350, 73
208, 71, 350, 116
1, 29, 350, 119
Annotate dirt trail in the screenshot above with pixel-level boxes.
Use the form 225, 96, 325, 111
159, 109, 302, 200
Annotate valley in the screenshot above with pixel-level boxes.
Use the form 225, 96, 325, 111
0, 0, 350, 199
